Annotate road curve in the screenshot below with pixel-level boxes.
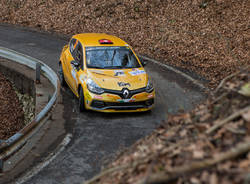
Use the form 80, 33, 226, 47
0, 25, 206, 184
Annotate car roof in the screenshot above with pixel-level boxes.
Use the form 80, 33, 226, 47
72, 33, 128, 47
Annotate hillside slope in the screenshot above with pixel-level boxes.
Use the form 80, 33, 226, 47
0, 0, 249, 87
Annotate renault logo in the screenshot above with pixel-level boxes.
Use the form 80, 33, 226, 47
123, 89, 130, 99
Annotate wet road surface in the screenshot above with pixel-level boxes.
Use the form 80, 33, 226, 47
0, 25, 206, 184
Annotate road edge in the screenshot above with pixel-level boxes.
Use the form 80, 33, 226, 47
139, 55, 208, 92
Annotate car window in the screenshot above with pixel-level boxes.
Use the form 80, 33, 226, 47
76, 43, 84, 70
85, 47, 141, 69
69, 38, 77, 54
69, 39, 84, 70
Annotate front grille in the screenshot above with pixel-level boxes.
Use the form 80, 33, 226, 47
103, 87, 146, 99
105, 101, 146, 107
90, 99, 154, 110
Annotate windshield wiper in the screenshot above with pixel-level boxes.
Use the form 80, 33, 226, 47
103, 66, 123, 69
122, 66, 135, 69
88, 66, 105, 69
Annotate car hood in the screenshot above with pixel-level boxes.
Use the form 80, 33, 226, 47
87, 68, 148, 90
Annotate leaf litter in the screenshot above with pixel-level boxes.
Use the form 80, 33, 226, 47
0, 72, 24, 140
0, 0, 249, 88
0, 59, 35, 140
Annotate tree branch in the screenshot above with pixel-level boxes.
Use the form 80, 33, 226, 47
214, 65, 250, 94
206, 105, 250, 134
214, 71, 240, 94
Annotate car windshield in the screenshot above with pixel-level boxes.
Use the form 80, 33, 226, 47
86, 46, 141, 69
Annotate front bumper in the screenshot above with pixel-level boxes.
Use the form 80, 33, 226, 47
84, 89, 155, 112
91, 98, 154, 110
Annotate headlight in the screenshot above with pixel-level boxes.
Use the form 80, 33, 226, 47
87, 78, 104, 94
146, 79, 154, 93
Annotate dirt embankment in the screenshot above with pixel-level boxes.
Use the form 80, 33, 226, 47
0, 0, 249, 87
0, 72, 24, 140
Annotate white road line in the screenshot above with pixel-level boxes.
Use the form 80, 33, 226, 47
139, 55, 207, 91
15, 133, 72, 184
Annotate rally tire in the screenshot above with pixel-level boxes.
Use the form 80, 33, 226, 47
79, 87, 85, 112
59, 63, 67, 87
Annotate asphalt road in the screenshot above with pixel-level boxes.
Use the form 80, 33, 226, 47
0, 25, 206, 184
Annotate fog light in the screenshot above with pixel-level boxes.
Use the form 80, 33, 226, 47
91, 100, 105, 108
145, 99, 154, 106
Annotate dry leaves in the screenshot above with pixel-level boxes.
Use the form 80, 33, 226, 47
0, 72, 24, 140
0, 0, 249, 88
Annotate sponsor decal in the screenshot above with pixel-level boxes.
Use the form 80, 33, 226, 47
148, 94, 154, 98
129, 69, 146, 76
79, 74, 85, 84
114, 70, 125, 76
117, 99, 135, 103
71, 69, 78, 83
118, 82, 131, 87
94, 95, 103, 100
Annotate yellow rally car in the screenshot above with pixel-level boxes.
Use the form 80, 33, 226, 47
59, 33, 155, 112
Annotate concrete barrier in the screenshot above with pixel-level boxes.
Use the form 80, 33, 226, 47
0, 47, 60, 172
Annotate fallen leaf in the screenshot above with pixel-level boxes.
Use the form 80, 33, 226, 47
193, 150, 205, 159
239, 159, 250, 169
190, 177, 201, 184
242, 109, 250, 122
238, 83, 250, 97
210, 173, 218, 184
199, 113, 211, 122
180, 129, 187, 137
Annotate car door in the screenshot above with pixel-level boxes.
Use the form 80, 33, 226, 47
62, 38, 76, 89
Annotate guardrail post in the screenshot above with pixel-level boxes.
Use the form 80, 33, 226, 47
0, 159, 3, 173
36, 63, 41, 84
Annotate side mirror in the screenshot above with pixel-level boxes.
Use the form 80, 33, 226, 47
71, 60, 80, 68
141, 60, 147, 67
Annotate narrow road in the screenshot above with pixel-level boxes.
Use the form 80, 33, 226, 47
0, 25, 205, 184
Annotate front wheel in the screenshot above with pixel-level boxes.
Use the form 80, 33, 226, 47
79, 87, 85, 112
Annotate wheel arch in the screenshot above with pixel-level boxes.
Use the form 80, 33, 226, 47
78, 83, 84, 96
59, 60, 64, 66
59, 60, 66, 75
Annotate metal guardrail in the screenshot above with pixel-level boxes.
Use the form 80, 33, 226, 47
0, 47, 60, 172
